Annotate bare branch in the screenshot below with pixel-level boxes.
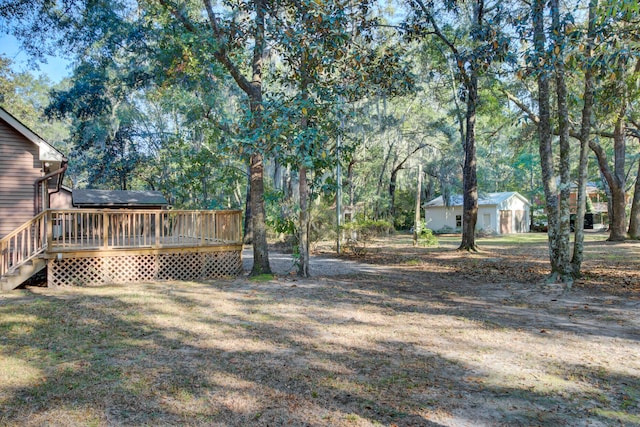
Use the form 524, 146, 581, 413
411, 0, 459, 56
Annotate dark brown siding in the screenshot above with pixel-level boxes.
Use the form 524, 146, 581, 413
0, 119, 42, 238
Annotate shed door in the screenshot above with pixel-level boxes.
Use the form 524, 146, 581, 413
500, 210, 512, 234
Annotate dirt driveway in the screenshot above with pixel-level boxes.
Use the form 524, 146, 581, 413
242, 247, 384, 276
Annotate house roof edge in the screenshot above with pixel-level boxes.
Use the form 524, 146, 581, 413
0, 106, 65, 162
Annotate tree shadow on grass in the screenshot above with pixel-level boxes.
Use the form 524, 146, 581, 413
0, 285, 442, 426
0, 278, 638, 426
276, 269, 640, 342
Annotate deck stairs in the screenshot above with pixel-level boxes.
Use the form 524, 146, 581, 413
0, 212, 48, 291
0, 257, 47, 291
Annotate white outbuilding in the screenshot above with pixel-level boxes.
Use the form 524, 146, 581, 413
424, 191, 530, 234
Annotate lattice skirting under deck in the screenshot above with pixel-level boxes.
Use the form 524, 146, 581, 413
47, 248, 242, 287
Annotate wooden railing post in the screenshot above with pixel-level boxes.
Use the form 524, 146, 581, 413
103, 211, 109, 249
154, 212, 160, 248
200, 211, 205, 247
46, 210, 53, 251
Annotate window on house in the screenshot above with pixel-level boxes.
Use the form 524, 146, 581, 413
456, 215, 462, 227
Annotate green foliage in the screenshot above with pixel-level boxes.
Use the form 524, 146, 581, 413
308, 198, 338, 245
586, 194, 595, 214
0, 55, 70, 144
416, 222, 438, 247
340, 218, 393, 256
392, 188, 417, 229
265, 188, 297, 236
341, 218, 394, 240
271, 217, 296, 236
6, 0, 637, 259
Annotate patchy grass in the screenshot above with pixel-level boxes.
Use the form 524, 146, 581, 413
248, 273, 276, 282
1, 234, 639, 426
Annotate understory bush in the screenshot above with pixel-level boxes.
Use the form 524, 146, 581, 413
434, 226, 459, 235
266, 194, 339, 253
416, 224, 438, 246
340, 219, 394, 256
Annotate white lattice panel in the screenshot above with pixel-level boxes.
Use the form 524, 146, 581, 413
158, 253, 203, 281
48, 249, 241, 286
48, 257, 108, 287
203, 251, 242, 278
106, 254, 157, 283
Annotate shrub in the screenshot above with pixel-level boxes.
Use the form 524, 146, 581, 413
434, 226, 458, 235
341, 219, 394, 239
417, 225, 438, 246
340, 219, 394, 256
476, 228, 497, 238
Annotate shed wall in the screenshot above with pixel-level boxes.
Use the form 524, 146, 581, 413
425, 196, 530, 234
424, 206, 462, 231
499, 197, 530, 233
478, 206, 499, 232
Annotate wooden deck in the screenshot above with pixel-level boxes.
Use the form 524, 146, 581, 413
1, 209, 243, 288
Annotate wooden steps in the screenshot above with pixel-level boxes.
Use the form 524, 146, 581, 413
0, 257, 47, 291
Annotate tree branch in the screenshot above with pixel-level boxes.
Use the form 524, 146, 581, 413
501, 88, 617, 140
155, 0, 255, 97
201, 0, 255, 97
411, 0, 458, 55
501, 88, 540, 124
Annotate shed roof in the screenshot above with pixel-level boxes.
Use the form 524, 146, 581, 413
0, 106, 65, 162
424, 191, 530, 208
72, 189, 168, 208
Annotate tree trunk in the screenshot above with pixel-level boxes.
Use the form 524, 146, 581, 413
298, 165, 310, 277
389, 166, 399, 219
626, 62, 640, 238
590, 142, 626, 241
609, 184, 627, 241
534, 0, 562, 277
243, 165, 253, 244
297, 55, 311, 277
552, 0, 573, 282
389, 141, 430, 220
247, 0, 271, 275
571, 0, 597, 274
347, 159, 356, 214
601, 171, 613, 230
590, 111, 627, 242
376, 138, 395, 219
413, 164, 422, 246
457, 1, 485, 251
250, 152, 271, 275
610, 111, 628, 241
458, 71, 478, 251
628, 155, 640, 239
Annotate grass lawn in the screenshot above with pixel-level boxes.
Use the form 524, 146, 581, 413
1, 233, 639, 426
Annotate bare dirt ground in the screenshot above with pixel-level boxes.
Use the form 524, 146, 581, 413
240, 233, 640, 425
1, 233, 639, 426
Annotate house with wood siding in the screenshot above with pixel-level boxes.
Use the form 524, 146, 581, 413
0, 107, 67, 239
1, 106, 243, 291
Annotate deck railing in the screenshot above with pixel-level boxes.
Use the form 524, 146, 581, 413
48, 209, 243, 251
0, 211, 47, 277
